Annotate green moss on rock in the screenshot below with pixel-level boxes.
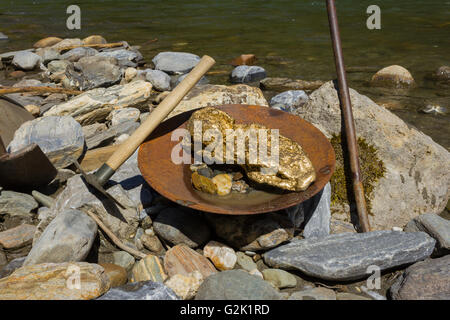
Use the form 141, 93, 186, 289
330, 134, 385, 215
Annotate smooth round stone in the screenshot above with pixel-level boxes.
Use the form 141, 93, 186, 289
99, 263, 128, 288
82, 35, 107, 45
230, 65, 267, 83
33, 37, 63, 48
145, 69, 171, 91
12, 51, 42, 71
203, 241, 237, 271
262, 268, 297, 289
371, 65, 415, 88
152, 52, 200, 75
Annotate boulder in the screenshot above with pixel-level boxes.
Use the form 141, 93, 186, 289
152, 52, 200, 75
24, 209, 97, 266
166, 84, 268, 119
294, 81, 450, 230
145, 69, 171, 91
371, 65, 415, 88
390, 255, 450, 300
263, 230, 435, 281
108, 107, 140, 126
82, 35, 107, 45
0, 190, 38, 216
260, 77, 325, 92
7, 115, 85, 169
270, 90, 309, 113
12, 51, 42, 70
0, 262, 110, 300
44, 80, 153, 125
33, 37, 63, 48
71, 55, 122, 90
153, 208, 211, 248
98, 281, 179, 300
230, 65, 266, 83
195, 270, 280, 300
60, 47, 98, 62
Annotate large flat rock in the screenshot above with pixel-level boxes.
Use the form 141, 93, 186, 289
263, 230, 435, 281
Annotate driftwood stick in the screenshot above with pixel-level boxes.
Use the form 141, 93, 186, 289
0, 86, 82, 96
83, 208, 147, 259
57, 42, 125, 52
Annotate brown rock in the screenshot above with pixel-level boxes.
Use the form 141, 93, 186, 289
0, 262, 110, 300
82, 35, 107, 45
9, 71, 26, 79
131, 254, 167, 283
164, 244, 217, 278
141, 233, 165, 255
99, 263, 127, 287
371, 65, 415, 88
260, 77, 324, 92
230, 54, 256, 66
33, 37, 63, 48
0, 224, 36, 249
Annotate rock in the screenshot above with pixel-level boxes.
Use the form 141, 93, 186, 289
289, 287, 336, 300
431, 65, 450, 83
24, 104, 40, 116
330, 218, 356, 234
166, 84, 268, 119
145, 69, 171, 91
302, 182, 331, 238
0, 32, 9, 40
0, 251, 6, 267
97, 49, 140, 68
0, 190, 38, 215
112, 251, 135, 272
131, 254, 167, 283
12, 51, 42, 71
205, 212, 294, 251
262, 269, 297, 289
196, 270, 280, 300
230, 54, 257, 66
270, 90, 309, 113
33, 37, 63, 48
7, 115, 85, 169
153, 52, 200, 75
108, 107, 140, 126
164, 244, 217, 279
0, 49, 34, 60
294, 81, 450, 230
203, 241, 237, 271
124, 67, 138, 82
51, 38, 83, 50
230, 65, 266, 83
8, 70, 26, 78
164, 271, 204, 300
98, 280, 179, 300
82, 122, 107, 140
35, 47, 60, 64
371, 65, 415, 88
419, 105, 448, 115
141, 233, 165, 255
0, 262, 110, 300
336, 292, 371, 300
47, 59, 73, 74
24, 209, 97, 266
0, 224, 36, 250
260, 77, 324, 92
175, 73, 208, 87
390, 255, 450, 300
85, 120, 139, 149
236, 251, 258, 272
82, 35, 107, 45
45, 80, 153, 125
249, 268, 264, 279
212, 174, 232, 195
99, 263, 127, 287
61, 47, 98, 62
404, 213, 450, 255
0, 257, 25, 279
72, 55, 122, 90
153, 208, 211, 248
264, 230, 435, 281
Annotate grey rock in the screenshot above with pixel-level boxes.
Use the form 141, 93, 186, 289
270, 90, 309, 113
12, 79, 43, 87
97, 49, 140, 68
7, 115, 85, 169
73, 55, 122, 90
0, 257, 26, 279
12, 51, 42, 70
82, 122, 107, 140
60, 47, 97, 62
263, 231, 436, 281
153, 208, 211, 248
0, 190, 38, 215
85, 120, 139, 149
24, 209, 97, 266
262, 268, 297, 289
145, 70, 171, 91
231, 65, 266, 83
289, 287, 336, 300
195, 270, 280, 300
152, 52, 200, 75
0, 32, 8, 40
0, 49, 34, 60
404, 213, 450, 254
236, 252, 258, 272
108, 107, 140, 126
47, 60, 72, 74
35, 47, 60, 64
302, 182, 331, 238
112, 251, 135, 272
390, 255, 450, 300
175, 73, 208, 87
98, 281, 179, 300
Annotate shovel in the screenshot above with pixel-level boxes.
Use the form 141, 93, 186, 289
74, 55, 216, 204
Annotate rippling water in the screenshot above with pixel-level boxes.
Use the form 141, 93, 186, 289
0, 0, 449, 148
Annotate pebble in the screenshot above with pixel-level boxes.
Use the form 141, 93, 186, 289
131, 254, 167, 283
152, 51, 200, 75
145, 69, 171, 91
230, 65, 266, 83
98, 280, 179, 300
82, 35, 107, 45
124, 67, 138, 82
203, 241, 237, 271
112, 251, 135, 272
236, 251, 258, 272
212, 174, 232, 196
99, 263, 128, 287
12, 51, 42, 70
164, 271, 204, 300
0, 224, 36, 250
164, 244, 217, 279
262, 269, 297, 289
264, 230, 436, 281
33, 37, 63, 48
289, 287, 336, 300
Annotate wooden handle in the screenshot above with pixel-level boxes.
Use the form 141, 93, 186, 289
105, 55, 215, 170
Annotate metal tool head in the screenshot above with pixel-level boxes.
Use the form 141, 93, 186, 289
72, 159, 126, 209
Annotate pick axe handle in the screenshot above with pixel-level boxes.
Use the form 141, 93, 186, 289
95, 55, 215, 185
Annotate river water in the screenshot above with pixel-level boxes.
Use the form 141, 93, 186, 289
0, 0, 449, 149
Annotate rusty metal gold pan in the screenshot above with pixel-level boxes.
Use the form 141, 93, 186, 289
138, 104, 335, 215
